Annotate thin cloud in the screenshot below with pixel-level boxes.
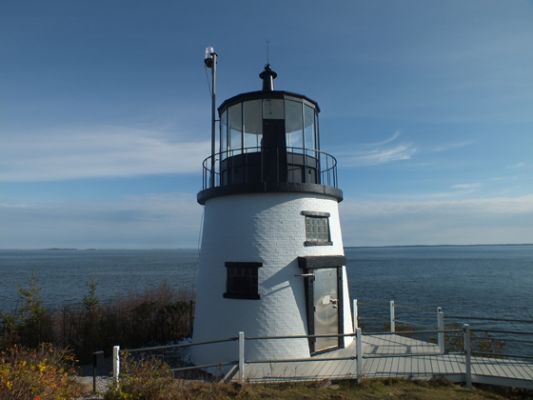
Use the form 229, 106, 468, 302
0, 127, 210, 182
339, 132, 417, 167
0, 193, 202, 249
340, 194, 533, 246
361, 131, 401, 148
451, 182, 481, 192
508, 161, 527, 169
432, 140, 475, 153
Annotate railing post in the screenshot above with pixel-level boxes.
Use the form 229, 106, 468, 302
356, 328, 363, 383
390, 300, 395, 333
92, 351, 97, 394
92, 350, 103, 395
238, 331, 245, 383
463, 324, 472, 388
353, 299, 358, 330
437, 307, 445, 354
112, 345, 120, 385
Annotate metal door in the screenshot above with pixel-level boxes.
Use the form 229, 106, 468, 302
312, 268, 339, 352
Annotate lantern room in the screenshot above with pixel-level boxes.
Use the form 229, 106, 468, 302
198, 65, 341, 205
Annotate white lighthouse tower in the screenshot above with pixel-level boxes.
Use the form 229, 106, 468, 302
192, 58, 353, 366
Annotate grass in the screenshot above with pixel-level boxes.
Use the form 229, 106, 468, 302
103, 356, 532, 400
105, 379, 533, 400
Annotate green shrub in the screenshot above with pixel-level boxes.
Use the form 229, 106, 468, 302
105, 353, 175, 400
0, 277, 195, 363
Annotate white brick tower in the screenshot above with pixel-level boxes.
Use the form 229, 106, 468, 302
192, 64, 353, 367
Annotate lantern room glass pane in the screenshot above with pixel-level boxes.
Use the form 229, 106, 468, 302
243, 100, 262, 151
262, 99, 284, 119
285, 100, 303, 152
304, 105, 316, 154
228, 104, 242, 155
220, 111, 227, 158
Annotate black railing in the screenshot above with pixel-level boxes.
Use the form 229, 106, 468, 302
201, 146, 338, 190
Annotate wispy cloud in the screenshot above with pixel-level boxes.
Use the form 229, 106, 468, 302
451, 182, 481, 192
431, 140, 475, 153
362, 131, 401, 147
0, 127, 210, 182
507, 161, 527, 169
340, 194, 533, 246
338, 131, 417, 167
0, 193, 202, 248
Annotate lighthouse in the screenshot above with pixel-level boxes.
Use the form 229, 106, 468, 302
192, 56, 353, 367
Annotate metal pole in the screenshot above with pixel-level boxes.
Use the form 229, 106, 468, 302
437, 307, 445, 354
92, 352, 97, 394
390, 300, 395, 333
463, 324, 472, 388
210, 52, 217, 189
92, 350, 104, 395
356, 328, 363, 383
112, 346, 120, 385
353, 299, 358, 330
238, 331, 245, 383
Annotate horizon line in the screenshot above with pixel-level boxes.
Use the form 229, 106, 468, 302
1, 243, 533, 251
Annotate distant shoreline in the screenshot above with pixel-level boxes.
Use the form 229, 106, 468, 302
0, 243, 532, 251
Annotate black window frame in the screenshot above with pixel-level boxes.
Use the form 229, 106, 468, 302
223, 262, 262, 300
301, 211, 332, 246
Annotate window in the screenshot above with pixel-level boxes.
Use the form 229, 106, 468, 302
302, 211, 332, 246
285, 100, 303, 152
224, 262, 262, 299
243, 100, 262, 150
228, 104, 242, 155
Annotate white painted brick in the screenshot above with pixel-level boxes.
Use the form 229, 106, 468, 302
192, 192, 353, 365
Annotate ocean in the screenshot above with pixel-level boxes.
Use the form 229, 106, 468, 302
1, 245, 533, 335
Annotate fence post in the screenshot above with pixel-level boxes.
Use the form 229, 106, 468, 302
238, 331, 245, 383
356, 328, 363, 383
92, 350, 104, 395
389, 300, 395, 333
112, 346, 120, 385
463, 324, 472, 388
437, 307, 445, 354
353, 299, 358, 330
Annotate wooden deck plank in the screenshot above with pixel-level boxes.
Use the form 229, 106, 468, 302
489, 359, 523, 380
504, 360, 531, 380
302, 358, 324, 379
499, 360, 519, 379
325, 358, 342, 378
488, 359, 515, 379
234, 334, 533, 387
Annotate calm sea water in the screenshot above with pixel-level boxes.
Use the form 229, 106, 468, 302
1, 245, 533, 332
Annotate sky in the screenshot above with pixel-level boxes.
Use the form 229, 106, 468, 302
1, 0, 533, 248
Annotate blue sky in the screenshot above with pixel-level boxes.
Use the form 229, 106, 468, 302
1, 0, 533, 248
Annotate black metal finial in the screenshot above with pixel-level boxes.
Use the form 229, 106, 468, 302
259, 64, 277, 92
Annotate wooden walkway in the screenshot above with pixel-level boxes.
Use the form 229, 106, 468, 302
236, 334, 533, 389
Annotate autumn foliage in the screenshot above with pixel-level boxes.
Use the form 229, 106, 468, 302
0, 344, 81, 400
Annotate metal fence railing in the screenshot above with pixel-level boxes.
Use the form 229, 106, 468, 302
201, 146, 338, 191
106, 299, 533, 390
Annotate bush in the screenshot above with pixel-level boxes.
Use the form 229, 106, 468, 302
0, 278, 195, 364
0, 274, 54, 350
105, 353, 176, 400
0, 344, 81, 400
105, 355, 239, 400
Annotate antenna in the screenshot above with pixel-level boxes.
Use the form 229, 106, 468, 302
266, 40, 270, 64
204, 47, 217, 188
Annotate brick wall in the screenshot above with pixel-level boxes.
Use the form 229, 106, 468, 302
192, 192, 353, 365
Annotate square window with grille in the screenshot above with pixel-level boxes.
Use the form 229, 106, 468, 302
224, 262, 262, 299
303, 211, 332, 246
